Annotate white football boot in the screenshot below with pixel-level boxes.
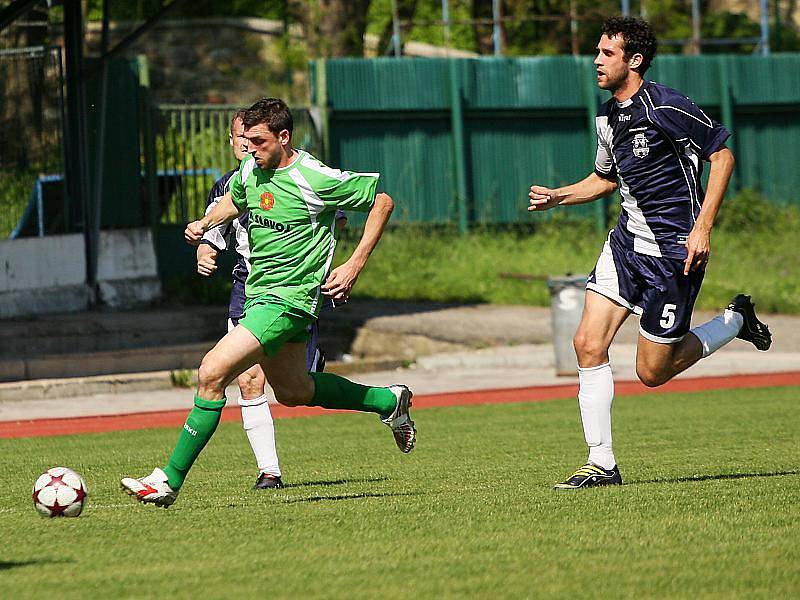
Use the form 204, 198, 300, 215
381, 385, 416, 453
121, 467, 179, 507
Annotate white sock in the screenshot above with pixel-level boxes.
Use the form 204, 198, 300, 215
578, 363, 616, 470
690, 309, 744, 358
238, 394, 281, 477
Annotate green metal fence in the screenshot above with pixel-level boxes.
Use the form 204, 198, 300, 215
149, 104, 321, 225
312, 55, 800, 231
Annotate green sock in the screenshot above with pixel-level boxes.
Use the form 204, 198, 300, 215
308, 372, 397, 418
162, 394, 226, 489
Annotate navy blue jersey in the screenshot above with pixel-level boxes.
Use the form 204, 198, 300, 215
201, 169, 251, 286
594, 81, 730, 260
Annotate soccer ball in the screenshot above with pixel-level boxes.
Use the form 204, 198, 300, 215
32, 467, 88, 517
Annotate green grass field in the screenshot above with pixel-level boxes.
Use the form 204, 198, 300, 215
2, 387, 799, 598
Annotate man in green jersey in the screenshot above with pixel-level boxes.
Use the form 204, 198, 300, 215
121, 98, 415, 507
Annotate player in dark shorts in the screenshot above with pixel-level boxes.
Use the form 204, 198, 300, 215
196, 110, 345, 490
527, 17, 772, 489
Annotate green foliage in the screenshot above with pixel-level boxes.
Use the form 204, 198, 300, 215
333, 193, 800, 313
1, 386, 798, 596
169, 369, 194, 388
716, 188, 800, 233
0, 170, 37, 238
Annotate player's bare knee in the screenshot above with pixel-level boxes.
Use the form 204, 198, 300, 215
573, 332, 608, 366
197, 358, 227, 392
636, 365, 667, 388
237, 371, 265, 399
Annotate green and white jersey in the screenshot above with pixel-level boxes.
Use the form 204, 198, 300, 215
229, 149, 379, 316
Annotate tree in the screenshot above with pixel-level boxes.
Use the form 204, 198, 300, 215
290, 0, 374, 57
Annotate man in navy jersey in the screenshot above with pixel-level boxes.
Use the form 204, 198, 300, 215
196, 110, 345, 489
527, 17, 772, 489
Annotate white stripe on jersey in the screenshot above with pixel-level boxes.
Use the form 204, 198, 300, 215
300, 153, 379, 181
288, 168, 326, 231
682, 144, 703, 215
617, 174, 662, 257
311, 220, 338, 314
651, 103, 714, 128
241, 157, 256, 189
595, 115, 616, 175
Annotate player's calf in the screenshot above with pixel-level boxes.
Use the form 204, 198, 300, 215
271, 376, 314, 406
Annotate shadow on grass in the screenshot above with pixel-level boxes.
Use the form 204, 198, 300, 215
283, 476, 389, 489
283, 491, 421, 504
0, 558, 69, 571
630, 470, 800, 486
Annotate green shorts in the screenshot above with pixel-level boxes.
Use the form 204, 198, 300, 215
238, 296, 314, 356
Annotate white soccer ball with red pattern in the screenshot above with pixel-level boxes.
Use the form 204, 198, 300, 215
32, 467, 88, 517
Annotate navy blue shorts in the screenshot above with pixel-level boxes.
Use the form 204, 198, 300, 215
229, 280, 325, 371
586, 232, 704, 343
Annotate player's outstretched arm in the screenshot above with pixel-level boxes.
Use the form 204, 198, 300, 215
185, 192, 240, 245
322, 192, 394, 301
683, 146, 735, 275
528, 173, 617, 212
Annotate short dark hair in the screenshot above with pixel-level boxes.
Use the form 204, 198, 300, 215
242, 98, 293, 135
229, 109, 247, 135
601, 17, 658, 75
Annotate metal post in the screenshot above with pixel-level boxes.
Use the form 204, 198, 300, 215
315, 59, 331, 163
90, 0, 111, 299
579, 56, 606, 233
570, 0, 579, 56
390, 0, 401, 57
138, 56, 158, 230
448, 61, 468, 234
691, 0, 701, 55
492, 0, 502, 56
621, 0, 630, 17
719, 57, 738, 192
441, 0, 451, 49
64, 0, 94, 296
759, 0, 770, 54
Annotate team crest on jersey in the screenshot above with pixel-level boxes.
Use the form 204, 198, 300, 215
259, 191, 275, 211
632, 133, 650, 158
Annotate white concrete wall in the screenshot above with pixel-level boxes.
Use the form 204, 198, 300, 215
0, 234, 90, 319
97, 228, 162, 308
0, 228, 162, 319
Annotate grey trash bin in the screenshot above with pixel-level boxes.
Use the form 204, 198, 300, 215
546, 274, 588, 376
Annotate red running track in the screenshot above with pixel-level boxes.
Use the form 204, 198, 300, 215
2, 371, 799, 439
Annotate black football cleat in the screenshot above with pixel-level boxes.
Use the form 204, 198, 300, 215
728, 294, 772, 351
253, 473, 284, 490
554, 463, 622, 490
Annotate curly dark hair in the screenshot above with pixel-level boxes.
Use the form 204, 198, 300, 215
243, 98, 293, 134
601, 17, 658, 75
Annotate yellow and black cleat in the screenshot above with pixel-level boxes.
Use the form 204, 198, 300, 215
554, 463, 622, 490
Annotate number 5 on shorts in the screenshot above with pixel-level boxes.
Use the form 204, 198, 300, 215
659, 303, 677, 329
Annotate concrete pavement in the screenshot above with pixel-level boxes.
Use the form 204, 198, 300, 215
0, 301, 797, 422
1, 337, 796, 423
